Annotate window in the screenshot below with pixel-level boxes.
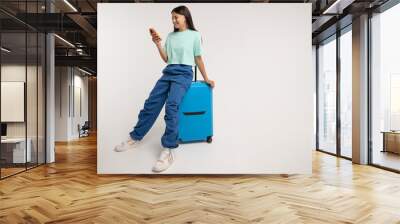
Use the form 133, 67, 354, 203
339, 28, 352, 158
370, 3, 400, 171
317, 36, 337, 154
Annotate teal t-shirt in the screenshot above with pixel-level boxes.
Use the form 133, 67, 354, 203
163, 29, 202, 66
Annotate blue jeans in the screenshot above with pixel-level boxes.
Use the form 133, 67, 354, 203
129, 64, 193, 149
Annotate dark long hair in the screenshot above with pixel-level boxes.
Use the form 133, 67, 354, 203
171, 5, 197, 32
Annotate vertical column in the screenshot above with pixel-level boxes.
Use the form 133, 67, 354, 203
336, 30, 341, 156
46, 0, 55, 163
352, 14, 369, 164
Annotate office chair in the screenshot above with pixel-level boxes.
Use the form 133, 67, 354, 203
78, 121, 90, 138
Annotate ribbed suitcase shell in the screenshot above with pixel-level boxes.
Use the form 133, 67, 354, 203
178, 81, 213, 143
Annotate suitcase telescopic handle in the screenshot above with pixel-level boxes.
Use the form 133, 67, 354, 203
194, 65, 197, 82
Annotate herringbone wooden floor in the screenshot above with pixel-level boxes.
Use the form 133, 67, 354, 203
1, 133, 400, 224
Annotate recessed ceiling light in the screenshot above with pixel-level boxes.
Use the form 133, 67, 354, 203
54, 34, 75, 48
63, 0, 78, 12
322, 0, 354, 15
78, 67, 92, 76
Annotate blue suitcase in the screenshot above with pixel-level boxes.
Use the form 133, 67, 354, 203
178, 66, 213, 143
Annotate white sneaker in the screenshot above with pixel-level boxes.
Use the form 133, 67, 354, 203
152, 148, 174, 173
114, 136, 140, 152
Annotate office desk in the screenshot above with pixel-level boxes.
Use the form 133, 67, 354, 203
1, 138, 32, 163
381, 131, 400, 154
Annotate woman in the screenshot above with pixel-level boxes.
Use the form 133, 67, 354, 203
114, 5, 215, 173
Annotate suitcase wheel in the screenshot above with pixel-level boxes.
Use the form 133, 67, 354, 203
206, 136, 213, 143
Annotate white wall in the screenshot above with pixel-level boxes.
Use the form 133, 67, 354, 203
55, 66, 69, 141
55, 67, 89, 141
98, 3, 313, 174
72, 72, 89, 138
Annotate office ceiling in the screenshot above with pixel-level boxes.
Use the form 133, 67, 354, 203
0, 0, 393, 75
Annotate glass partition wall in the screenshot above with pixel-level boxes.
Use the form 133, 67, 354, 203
0, 2, 46, 179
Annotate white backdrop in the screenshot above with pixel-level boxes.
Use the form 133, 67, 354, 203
97, 3, 313, 174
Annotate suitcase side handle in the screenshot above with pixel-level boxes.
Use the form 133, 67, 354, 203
183, 111, 205, 116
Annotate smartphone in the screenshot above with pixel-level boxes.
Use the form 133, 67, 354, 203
149, 28, 157, 36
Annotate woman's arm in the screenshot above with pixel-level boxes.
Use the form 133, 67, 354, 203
150, 28, 168, 63
195, 56, 215, 88
155, 42, 168, 63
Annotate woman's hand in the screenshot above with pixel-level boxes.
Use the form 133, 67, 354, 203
149, 27, 162, 44
150, 27, 167, 63
205, 79, 215, 88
